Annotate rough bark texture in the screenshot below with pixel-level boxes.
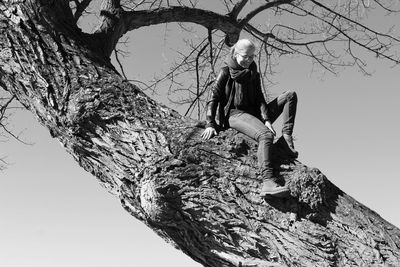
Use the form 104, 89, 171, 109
1, 1, 400, 266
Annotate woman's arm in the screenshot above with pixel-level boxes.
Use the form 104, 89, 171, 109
205, 67, 228, 129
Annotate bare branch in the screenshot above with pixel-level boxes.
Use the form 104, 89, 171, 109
305, 45, 336, 74
207, 28, 216, 75
229, 0, 249, 19
147, 38, 210, 91
239, 0, 295, 26
183, 79, 213, 118
0, 156, 7, 171
0, 95, 15, 122
95, 5, 242, 57
0, 123, 32, 146
269, 29, 339, 47
0, 93, 32, 146
310, 0, 400, 43
195, 43, 208, 119
293, 2, 400, 64
122, 6, 240, 41
114, 48, 128, 80
244, 23, 291, 55
373, 0, 400, 13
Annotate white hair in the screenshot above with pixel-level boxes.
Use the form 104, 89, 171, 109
230, 39, 256, 57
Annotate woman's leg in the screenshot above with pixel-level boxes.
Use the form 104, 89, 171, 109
267, 91, 297, 135
229, 111, 273, 174
267, 91, 298, 155
229, 111, 289, 197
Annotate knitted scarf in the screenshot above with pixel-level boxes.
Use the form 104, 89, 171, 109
225, 56, 257, 110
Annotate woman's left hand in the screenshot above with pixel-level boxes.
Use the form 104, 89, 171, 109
264, 120, 276, 136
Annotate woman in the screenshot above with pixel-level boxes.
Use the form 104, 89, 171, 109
201, 39, 298, 198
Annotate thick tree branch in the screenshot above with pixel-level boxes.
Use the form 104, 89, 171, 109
73, 0, 93, 22
96, 5, 242, 57
2, 2, 400, 266
123, 6, 237, 33
228, 0, 248, 19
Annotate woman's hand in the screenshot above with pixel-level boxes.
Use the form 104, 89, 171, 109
264, 120, 276, 136
201, 127, 217, 140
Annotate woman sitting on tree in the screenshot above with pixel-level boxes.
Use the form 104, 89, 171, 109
201, 39, 298, 198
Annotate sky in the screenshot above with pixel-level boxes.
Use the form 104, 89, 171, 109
1, 2, 400, 267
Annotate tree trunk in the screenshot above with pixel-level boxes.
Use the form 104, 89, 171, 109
1, 2, 399, 266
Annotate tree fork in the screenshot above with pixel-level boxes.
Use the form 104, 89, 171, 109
1, 1, 400, 267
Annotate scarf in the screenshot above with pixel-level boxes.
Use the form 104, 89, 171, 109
225, 56, 257, 111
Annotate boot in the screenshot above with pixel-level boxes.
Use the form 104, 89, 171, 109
283, 134, 298, 158
260, 178, 290, 198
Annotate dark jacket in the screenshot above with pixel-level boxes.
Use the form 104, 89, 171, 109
205, 65, 270, 129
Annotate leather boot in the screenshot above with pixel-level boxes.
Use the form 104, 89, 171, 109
283, 134, 298, 158
260, 179, 290, 198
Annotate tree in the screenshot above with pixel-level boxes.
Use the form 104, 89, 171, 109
1, 1, 400, 266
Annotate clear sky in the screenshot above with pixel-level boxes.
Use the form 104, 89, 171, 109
1, 2, 400, 267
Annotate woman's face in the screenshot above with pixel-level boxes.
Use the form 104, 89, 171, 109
234, 46, 255, 68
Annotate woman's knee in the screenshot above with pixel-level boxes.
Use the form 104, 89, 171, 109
257, 130, 274, 143
284, 91, 297, 102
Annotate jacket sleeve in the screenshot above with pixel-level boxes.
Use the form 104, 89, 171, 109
256, 73, 270, 122
205, 68, 228, 128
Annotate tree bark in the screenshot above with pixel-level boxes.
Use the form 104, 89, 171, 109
1, 1, 400, 266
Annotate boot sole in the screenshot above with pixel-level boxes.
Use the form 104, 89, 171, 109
261, 189, 290, 198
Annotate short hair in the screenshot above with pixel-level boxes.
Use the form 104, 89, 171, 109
230, 39, 256, 57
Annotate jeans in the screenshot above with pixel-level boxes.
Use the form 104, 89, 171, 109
228, 91, 297, 178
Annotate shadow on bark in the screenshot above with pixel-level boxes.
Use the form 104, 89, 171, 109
225, 131, 344, 227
